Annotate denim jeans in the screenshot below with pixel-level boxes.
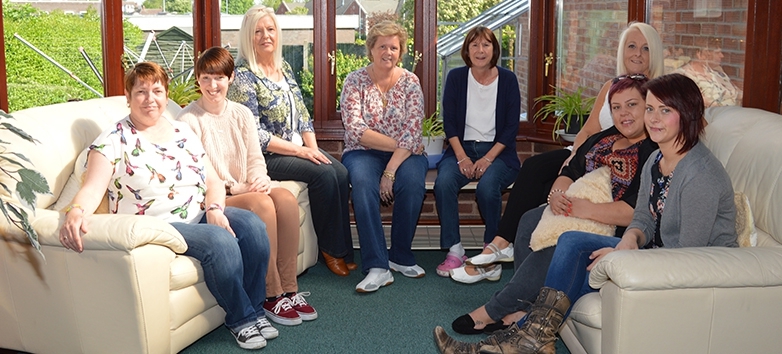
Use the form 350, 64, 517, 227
172, 207, 270, 332
543, 231, 620, 317
342, 149, 428, 272
435, 141, 517, 246
485, 206, 557, 320
264, 149, 354, 263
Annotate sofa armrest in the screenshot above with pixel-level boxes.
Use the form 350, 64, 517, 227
589, 246, 782, 290
25, 209, 187, 253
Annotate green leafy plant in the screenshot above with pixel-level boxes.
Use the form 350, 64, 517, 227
168, 76, 201, 106
421, 110, 445, 142
0, 110, 51, 258
532, 86, 596, 140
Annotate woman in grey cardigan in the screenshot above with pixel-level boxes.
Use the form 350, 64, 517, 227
434, 73, 738, 354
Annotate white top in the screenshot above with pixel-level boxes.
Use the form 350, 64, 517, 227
274, 77, 303, 146
598, 94, 612, 130
464, 68, 498, 142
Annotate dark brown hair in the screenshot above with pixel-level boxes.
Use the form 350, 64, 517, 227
644, 73, 705, 153
608, 74, 648, 103
195, 46, 235, 78
460, 26, 500, 68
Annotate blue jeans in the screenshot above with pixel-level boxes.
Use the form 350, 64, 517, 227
172, 207, 270, 332
264, 149, 354, 263
435, 141, 517, 246
543, 231, 620, 317
485, 206, 556, 320
342, 149, 428, 272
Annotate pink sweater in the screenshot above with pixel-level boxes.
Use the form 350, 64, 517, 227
177, 100, 271, 185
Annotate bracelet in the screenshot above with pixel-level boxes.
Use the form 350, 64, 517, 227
456, 157, 469, 165
546, 189, 565, 204
207, 203, 224, 212
64, 204, 84, 214
382, 170, 396, 182
483, 157, 493, 163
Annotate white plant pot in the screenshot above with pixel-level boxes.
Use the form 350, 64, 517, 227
423, 135, 445, 156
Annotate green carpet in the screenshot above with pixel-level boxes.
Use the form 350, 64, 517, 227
180, 250, 572, 353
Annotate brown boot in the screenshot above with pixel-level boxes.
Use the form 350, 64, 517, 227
478, 287, 570, 354
433, 326, 481, 354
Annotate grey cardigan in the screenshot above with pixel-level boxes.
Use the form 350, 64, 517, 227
628, 142, 738, 248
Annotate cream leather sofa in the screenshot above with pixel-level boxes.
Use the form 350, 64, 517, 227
560, 105, 782, 354
0, 96, 318, 354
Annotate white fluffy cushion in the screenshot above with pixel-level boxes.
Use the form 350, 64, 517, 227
530, 166, 616, 251
734, 192, 757, 247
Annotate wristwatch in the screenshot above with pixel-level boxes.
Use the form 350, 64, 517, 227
225, 181, 234, 195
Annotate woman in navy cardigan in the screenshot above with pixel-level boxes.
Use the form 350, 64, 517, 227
434, 26, 520, 279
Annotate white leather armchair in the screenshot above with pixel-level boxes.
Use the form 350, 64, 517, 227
560, 106, 782, 354
0, 96, 318, 354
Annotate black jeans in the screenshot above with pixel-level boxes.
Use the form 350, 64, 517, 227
264, 149, 354, 262
495, 149, 570, 243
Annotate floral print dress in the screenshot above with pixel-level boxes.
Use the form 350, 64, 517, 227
89, 117, 207, 224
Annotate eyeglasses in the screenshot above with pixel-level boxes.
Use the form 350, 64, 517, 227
612, 73, 647, 84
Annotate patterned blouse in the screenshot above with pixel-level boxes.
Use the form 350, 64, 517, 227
340, 67, 424, 153
583, 134, 643, 201
89, 117, 207, 224
227, 59, 313, 152
646, 152, 673, 249
675, 63, 741, 107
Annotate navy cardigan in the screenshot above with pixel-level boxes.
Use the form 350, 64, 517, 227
439, 66, 521, 171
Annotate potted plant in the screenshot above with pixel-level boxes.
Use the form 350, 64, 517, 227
421, 110, 445, 156
532, 86, 596, 141
0, 110, 51, 258
168, 76, 201, 107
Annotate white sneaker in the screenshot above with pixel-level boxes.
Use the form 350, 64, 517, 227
466, 243, 514, 266
231, 324, 267, 350
389, 260, 426, 278
450, 264, 502, 284
255, 317, 278, 340
356, 268, 394, 293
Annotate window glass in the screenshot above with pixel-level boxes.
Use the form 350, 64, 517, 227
4, 2, 134, 111
555, 0, 628, 103
649, 0, 746, 107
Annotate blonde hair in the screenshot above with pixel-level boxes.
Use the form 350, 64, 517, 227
616, 22, 664, 79
237, 5, 283, 75
365, 21, 408, 64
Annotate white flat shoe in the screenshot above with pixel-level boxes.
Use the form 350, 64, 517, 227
389, 261, 426, 278
466, 243, 514, 266
356, 268, 394, 293
450, 264, 502, 284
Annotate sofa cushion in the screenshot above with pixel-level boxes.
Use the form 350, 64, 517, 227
734, 192, 757, 247
530, 166, 615, 251
569, 292, 602, 329
51, 148, 110, 214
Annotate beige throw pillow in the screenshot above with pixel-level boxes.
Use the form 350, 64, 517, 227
734, 192, 757, 247
52, 148, 110, 214
530, 166, 616, 251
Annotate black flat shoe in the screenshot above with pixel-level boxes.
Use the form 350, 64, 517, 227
482, 321, 511, 334
451, 314, 483, 335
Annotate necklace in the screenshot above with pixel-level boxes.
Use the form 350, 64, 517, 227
371, 66, 394, 108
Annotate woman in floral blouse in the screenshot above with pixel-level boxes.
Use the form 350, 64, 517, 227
675, 37, 742, 107
227, 6, 354, 277
59, 62, 273, 350
340, 21, 428, 293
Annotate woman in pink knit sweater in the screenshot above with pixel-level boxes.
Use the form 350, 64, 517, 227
177, 47, 316, 329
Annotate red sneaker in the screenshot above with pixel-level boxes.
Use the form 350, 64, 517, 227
263, 296, 302, 326
287, 292, 318, 321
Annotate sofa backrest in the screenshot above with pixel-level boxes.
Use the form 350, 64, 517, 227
703, 106, 782, 244
1, 96, 182, 209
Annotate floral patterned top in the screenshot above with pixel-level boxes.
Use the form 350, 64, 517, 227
646, 152, 673, 249
340, 67, 424, 153
227, 59, 313, 152
675, 63, 741, 107
89, 117, 207, 224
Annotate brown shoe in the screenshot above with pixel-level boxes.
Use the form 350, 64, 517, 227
321, 251, 349, 276
346, 262, 358, 271
433, 326, 481, 354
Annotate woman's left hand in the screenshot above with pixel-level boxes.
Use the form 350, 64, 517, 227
587, 247, 615, 271
380, 175, 394, 206
472, 157, 492, 179
206, 209, 235, 237
567, 197, 595, 218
